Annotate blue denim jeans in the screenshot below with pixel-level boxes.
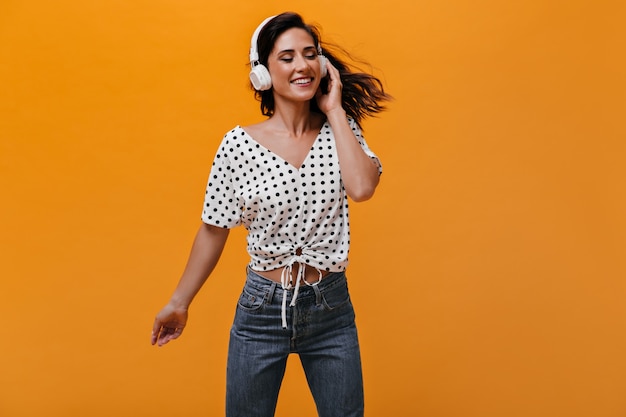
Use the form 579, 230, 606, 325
226, 268, 364, 417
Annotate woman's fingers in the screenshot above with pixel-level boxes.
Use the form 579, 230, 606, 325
326, 61, 342, 87
151, 318, 162, 345
151, 324, 184, 346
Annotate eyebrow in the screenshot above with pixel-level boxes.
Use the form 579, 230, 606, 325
277, 46, 317, 54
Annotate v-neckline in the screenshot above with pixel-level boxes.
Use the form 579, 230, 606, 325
238, 121, 328, 171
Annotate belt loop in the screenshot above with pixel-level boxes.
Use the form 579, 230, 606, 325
267, 281, 277, 305
313, 284, 322, 306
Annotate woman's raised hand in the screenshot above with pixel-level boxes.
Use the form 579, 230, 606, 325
316, 60, 345, 117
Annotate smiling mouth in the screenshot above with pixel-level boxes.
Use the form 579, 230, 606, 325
291, 77, 313, 85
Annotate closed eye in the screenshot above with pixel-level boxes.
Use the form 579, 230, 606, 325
280, 54, 316, 63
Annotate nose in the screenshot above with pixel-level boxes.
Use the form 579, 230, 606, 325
293, 54, 310, 71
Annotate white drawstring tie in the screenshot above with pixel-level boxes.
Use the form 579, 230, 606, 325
280, 255, 322, 328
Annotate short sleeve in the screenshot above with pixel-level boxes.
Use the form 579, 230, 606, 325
349, 118, 383, 175
200, 135, 242, 228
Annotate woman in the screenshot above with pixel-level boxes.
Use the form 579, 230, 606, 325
151, 12, 390, 417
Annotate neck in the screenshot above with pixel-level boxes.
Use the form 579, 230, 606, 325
270, 99, 320, 137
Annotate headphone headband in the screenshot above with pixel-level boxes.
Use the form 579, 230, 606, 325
249, 15, 324, 63
249, 15, 276, 63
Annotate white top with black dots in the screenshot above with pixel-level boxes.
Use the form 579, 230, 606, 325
201, 117, 382, 274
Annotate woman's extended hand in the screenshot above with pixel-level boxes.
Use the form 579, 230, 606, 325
151, 303, 188, 347
316, 60, 345, 117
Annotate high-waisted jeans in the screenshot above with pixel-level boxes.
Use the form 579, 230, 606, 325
226, 268, 364, 417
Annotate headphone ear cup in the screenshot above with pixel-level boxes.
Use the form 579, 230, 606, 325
250, 64, 272, 91
319, 55, 328, 78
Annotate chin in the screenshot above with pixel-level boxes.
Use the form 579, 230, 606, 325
278, 91, 317, 103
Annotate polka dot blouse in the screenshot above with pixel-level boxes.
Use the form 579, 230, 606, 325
201, 117, 382, 273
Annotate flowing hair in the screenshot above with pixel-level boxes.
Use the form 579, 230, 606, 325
252, 12, 391, 127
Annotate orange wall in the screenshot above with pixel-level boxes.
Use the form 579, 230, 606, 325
1, 1, 625, 416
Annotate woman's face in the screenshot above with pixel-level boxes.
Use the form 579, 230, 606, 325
267, 28, 323, 104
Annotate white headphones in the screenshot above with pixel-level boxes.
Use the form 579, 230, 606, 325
249, 15, 328, 91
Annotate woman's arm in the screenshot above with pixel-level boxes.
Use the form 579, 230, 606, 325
326, 109, 380, 201
151, 223, 230, 347
317, 62, 380, 202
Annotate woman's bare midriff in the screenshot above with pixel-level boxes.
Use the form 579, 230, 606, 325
254, 264, 331, 285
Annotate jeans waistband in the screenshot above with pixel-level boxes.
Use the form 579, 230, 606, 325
245, 267, 345, 294
246, 267, 347, 328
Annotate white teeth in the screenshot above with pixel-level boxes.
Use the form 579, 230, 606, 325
292, 78, 311, 85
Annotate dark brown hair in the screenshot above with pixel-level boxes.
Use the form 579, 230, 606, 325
252, 12, 391, 127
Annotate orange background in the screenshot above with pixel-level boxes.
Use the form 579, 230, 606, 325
1, 1, 625, 416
